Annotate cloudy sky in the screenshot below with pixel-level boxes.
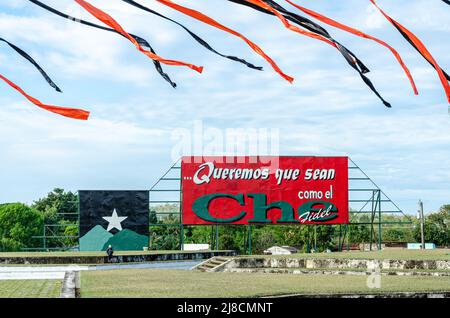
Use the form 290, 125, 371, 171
0, 0, 449, 215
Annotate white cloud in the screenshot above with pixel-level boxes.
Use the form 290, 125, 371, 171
0, 0, 449, 213
365, 5, 386, 30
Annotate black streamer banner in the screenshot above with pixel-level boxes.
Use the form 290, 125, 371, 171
228, 0, 391, 107
121, 0, 262, 70
393, 24, 450, 82
443, 0, 450, 5
28, 0, 177, 88
370, 0, 450, 103
0, 37, 62, 92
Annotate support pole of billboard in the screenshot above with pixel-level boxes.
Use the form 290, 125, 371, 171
43, 226, 46, 251
215, 224, 219, 251
180, 225, 184, 251
210, 226, 214, 249
314, 225, 317, 252
77, 194, 80, 253
347, 224, 350, 251
179, 176, 184, 251
248, 225, 252, 255
369, 191, 376, 251
378, 191, 382, 251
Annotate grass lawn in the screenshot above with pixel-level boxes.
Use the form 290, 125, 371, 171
0, 280, 62, 298
1, 249, 448, 260
0, 250, 223, 258
240, 249, 450, 261
80, 269, 450, 298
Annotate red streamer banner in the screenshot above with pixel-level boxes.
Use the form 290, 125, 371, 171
74, 0, 203, 73
0, 74, 90, 120
155, 0, 294, 83
245, 0, 336, 47
285, 0, 418, 95
370, 0, 450, 103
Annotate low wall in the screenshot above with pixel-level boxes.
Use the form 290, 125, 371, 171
225, 257, 450, 271
226, 268, 450, 276
263, 292, 450, 298
0, 251, 237, 265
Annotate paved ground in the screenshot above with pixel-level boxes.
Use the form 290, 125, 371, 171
0, 261, 201, 280
92, 261, 200, 271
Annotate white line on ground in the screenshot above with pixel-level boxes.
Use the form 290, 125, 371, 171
0, 266, 88, 280
0, 261, 201, 280
0, 272, 66, 280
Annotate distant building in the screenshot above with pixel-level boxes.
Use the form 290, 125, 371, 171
264, 246, 298, 255
407, 243, 436, 250
183, 244, 210, 251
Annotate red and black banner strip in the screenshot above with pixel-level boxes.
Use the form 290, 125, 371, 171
28, 0, 177, 88
75, 0, 203, 73
155, 0, 294, 83
245, 0, 335, 46
285, 0, 418, 95
121, 0, 262, 71
370, 0, 450, 103
229, 0, 391, 107
229, 0, 369, 74
0, 73, 89, 120
0, 37, 62, 92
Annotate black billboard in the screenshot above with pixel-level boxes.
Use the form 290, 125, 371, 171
78, 190, 149, 251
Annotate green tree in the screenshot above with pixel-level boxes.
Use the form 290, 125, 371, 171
218, 226, 246, 251
314, 225, 335, 251
0, 203, 44, 251
253, 229, 277, 253
32, 188, 78, 249
149, 210, 158, 224
439, 205, 450, 214
383, 227, 408, 242
414, 206, 449, 246
149, 214, 181, 250
62, 223, 79, 247
32, 188, 78, 224
187, 226, 213, 245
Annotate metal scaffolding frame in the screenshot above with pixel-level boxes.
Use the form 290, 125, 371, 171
345, 158, 411, 251
25, 201, 79, 252
149, 157, 411, 254
27, 157, 410, 252
149, 160, 184, 250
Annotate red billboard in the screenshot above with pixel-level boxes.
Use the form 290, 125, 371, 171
182, 156, 349, 225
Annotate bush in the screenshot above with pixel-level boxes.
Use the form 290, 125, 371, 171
63, 224, 79, 247
0, 203, 44, 251
0, 237, 22, 252
413, 208, 450, 247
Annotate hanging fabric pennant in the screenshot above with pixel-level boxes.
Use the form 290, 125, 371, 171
443, 0, 450, 5
370, 0, 450, 103
121, 0, 262, 70
0, 37, 62, 92
74, 0, 203, 73
0, 73, 89, 120
154, 0, 294, 83
28, 0, 177, 88
228, 0, 369, 74
285, 0, 418, 95
228, 0, 391, 107
244, 0, 335, 45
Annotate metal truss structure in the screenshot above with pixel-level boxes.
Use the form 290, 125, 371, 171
27, 158, 411, 252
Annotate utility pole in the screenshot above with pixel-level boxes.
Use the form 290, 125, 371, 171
418, 200, 425, 250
